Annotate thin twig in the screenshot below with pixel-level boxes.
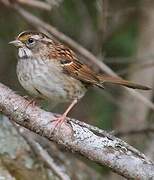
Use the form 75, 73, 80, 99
46, 0, 63, 7
12, 5, 154, 111
117, 61, 154, 76
17, 0, 51, 11
114, 127, 154, 137
0, 0, 10, 6
104, 56, 154, 64
0, 0, 52, 10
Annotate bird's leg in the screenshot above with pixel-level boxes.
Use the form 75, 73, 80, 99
52, 99, 78, 130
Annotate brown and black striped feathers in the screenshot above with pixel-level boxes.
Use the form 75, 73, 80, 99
48, 42, 151, 90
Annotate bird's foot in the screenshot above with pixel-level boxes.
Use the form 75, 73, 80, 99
51, 114, 67, 133
50, 99, 78, 135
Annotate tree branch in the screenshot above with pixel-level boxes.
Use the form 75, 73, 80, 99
0, 82, 154, 179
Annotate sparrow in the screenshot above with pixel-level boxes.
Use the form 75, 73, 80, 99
9, 31, 151, 128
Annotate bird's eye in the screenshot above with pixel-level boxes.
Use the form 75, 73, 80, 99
28, 38, 34, 44
26, 38, 35, 48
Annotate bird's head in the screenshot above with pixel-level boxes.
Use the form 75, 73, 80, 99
9, 31, 52, 58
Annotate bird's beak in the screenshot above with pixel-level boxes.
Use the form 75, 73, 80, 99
9, 40, 23, 47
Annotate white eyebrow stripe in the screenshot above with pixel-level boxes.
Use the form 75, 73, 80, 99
31, 35, 41, 40
31, 35, 53, 43
43, 37, 53, 43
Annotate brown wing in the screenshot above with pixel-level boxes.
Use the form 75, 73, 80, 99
48, 42, 101, 86
62, 59, 100, 84
48, 41, 151, 90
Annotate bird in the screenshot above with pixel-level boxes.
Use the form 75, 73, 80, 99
9, 31, 151, 129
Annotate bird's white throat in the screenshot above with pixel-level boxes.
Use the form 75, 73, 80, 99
18, 47, 33, 59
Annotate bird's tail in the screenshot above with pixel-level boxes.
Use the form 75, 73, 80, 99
96, 75, 151, 90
